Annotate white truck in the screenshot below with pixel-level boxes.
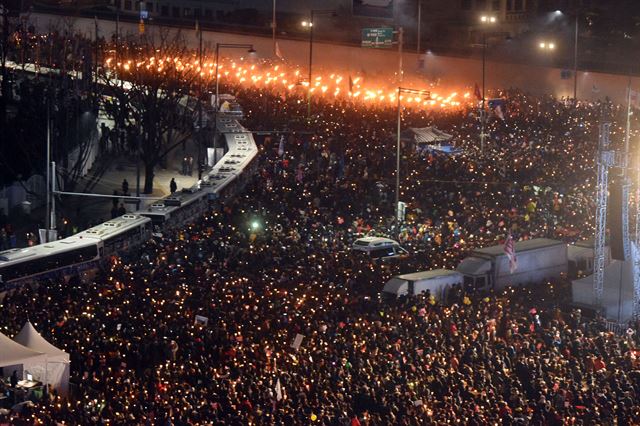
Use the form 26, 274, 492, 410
456, 238, 567, 291
383, 269, 464, 299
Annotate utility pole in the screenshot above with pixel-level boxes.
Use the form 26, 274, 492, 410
481, 30, 486, 154
573, 13, 578, 103
397, 26, 403, 83
272, 0, 277, 56
197, 18, 203, 179
51, 161, 56, 231
94, 16, 99, 105
307, 10, 314, 119
0, 4, 9, 125
46, 100, 51, 232
416, 0, 421, 54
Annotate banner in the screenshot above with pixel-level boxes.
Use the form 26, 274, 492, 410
291, 334, 304, 350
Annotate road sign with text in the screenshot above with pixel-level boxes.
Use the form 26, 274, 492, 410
361, 27, 394, 48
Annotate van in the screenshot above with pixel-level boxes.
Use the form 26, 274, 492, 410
383, 269, 463, 298
352, 237, 408, 260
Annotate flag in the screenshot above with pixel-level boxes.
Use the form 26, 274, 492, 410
278, 135, 285, 157
275, 42, 284, 60
474, 83, 482, 101
275, 378, 283, 401
488, 98, 507, 120
503, 234, 517, 273
349, 75, 354, 92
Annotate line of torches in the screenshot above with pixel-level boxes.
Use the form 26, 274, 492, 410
105, 54, 470, 109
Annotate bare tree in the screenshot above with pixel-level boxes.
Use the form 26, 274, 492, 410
100, 30, 199, 194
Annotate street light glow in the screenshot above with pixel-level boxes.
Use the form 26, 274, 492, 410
481, 16, 496, 23
539, 41, 556, 50
302, 21, 313, 27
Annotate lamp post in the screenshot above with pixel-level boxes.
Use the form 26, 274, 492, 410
573, 13, 578, 103
302, 9, 336, 119
417, 0, 421, 54
272, 0, 277, 56
213, 43, 255, 161
479, 15, 496, 154
197, 19, 203, 179
396, 86, 430, 223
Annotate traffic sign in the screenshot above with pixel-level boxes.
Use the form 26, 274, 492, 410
361, 27, 394, 48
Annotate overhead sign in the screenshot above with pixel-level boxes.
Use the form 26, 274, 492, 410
361, 27, 394, 48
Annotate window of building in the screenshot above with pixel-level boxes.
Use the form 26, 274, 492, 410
161, 5, 168, 16
461, 0, 472, 10
124, 0, 132, 10
515, 0, 523, 10
146, 3, 153, 12
204, 9, 212, 19
172, 6, 180, 17
134, 1, 140, 11
183, 8, 192, 17
492, 0, 500, 10
476, 0, 486, 10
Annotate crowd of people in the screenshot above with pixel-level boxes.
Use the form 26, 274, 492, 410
2, 65, 640, 425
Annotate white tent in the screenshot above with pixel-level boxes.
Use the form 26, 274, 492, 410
572, 259, 635, 322
409, 126, 453, 144
14, 322, 70, 396
408, 127, 461, 155
0, 332, 47, 385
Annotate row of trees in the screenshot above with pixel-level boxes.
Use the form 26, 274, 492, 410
1, 11, 207, 195
99, 30, 203, 194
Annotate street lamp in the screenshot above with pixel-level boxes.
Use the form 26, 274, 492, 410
539, 41, 556, 50
213, 43, 255, 164
479, 15, 496, 154
302, 9, 336, 119
395, 86, 430, 223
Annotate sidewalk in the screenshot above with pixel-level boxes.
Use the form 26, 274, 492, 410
68, 138, 202, 227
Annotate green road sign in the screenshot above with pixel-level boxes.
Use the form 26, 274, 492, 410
361, 27, 394, 48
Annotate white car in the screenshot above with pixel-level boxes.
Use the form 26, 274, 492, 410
351, 237, 409, 260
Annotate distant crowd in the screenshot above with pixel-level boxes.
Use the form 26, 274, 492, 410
2, 64, 640, 425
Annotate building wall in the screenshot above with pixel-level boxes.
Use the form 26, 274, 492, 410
27, 11, 640, 106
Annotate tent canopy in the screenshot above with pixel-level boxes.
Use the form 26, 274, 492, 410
0, 331, 46, 368
14, 322, 68, 361
13, 322, 70, 396
572, 258, 635, 322
409, 126, 453, 144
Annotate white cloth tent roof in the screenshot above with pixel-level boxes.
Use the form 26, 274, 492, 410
572, 260, 634, 321
13, 322, 70, 396
409, 126, 453, 144
571, 242, 638, 322
13, 322, 68, 360
0, 331, 46, 368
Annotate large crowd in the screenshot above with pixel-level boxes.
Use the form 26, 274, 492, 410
2, 63, 640, 425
